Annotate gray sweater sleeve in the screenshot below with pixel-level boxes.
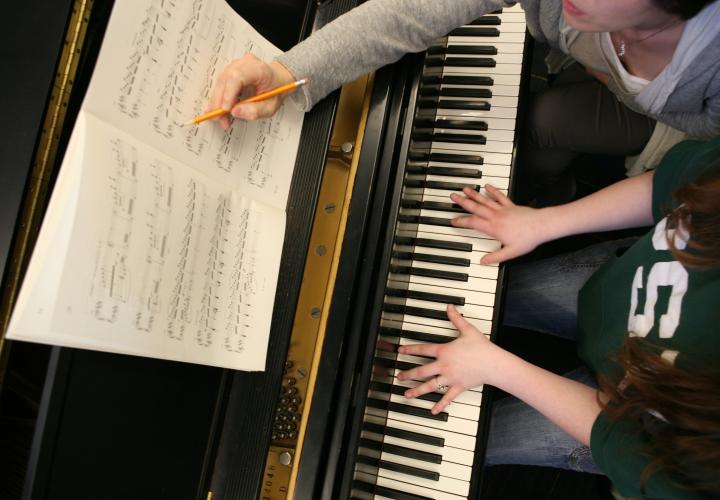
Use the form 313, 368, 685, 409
276, 0, 515, 110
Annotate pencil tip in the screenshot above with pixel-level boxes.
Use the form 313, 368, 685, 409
182, 120, 196, 126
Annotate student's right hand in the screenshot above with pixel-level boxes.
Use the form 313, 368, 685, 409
450, 185, 549, 264
208, 53, 296, 129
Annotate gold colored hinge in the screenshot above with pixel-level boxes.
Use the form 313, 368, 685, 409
259, 74, 374, 500
0, 0, 94, 385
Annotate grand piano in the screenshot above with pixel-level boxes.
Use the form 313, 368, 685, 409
0, 1, 531, 498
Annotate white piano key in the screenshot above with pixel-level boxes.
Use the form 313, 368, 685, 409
385, 280, 497, 307
438, 94, 518, 108
440, 52, 523, 65
493, 11, 526, 23
440, 83, 520, 97
430, 148, 512, 166
445, 41, 524, 56
395, 229, 501, 253
389, 268, 497, 294
391, 377, 484, 406
434, 103, 517, 119
406, 173, 487, 186
384, 314, 494, 339
354, 471, 468, 500
448, 31, 525, 44
429, 139, 513, 154
378, 449, 472, 481
391, 296, 494, 322
367, 405, 478, 437
365, 413, 477, 452
367, 389, 480, 421
428, 127, 514, 143
357, 458, 471, 497
379, 433, 476, 467
422, 160, 510, 179
441, 70, 521, 86
393, 244, 496, 266
409, 187, 507, 201
396, 221, 495, 240
392, 256, 499, 280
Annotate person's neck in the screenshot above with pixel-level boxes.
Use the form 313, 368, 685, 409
616, 15, 684, 44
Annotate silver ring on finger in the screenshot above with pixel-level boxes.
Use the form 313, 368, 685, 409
435, 376, 449, 394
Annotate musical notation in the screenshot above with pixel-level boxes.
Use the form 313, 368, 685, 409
84, 134, 266, 349
10, 0, 302, 371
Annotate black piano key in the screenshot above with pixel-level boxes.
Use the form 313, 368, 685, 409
363, 420, 446, 447
366, 397, 449, 422
370, 381, 444, 406
449, 26, 500, 36
380, 326, 454, 345
383, 303, 449, 321
404, 180, 480, 191
421, 74, 494, 86
393, 251, 470, 267
408, 151, 483, 165
402, 200, 468, 214
394, 236, 472, 252
426, 44, 497, 56
353, 479, 435, 500
360, 436, 444, 464
356, 454, 441, 482
412, 118, 488, 131
413, 132, 486, 145
390, 265, 469, 282
385, 287, 465, 305
467, 15, 501, 25
398, 215, 454, 227
425, 56, 496, 68
405, 165, 482, 178
418, 99, 491, 111
374, 356, 421, 372
418, 86, 493, 99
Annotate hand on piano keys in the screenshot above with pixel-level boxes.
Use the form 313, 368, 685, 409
449, 184, 547, 264
396, 304, 503, 415
208, 53, 296, 128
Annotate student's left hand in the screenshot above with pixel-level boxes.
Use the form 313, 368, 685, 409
397, 304, 504, 414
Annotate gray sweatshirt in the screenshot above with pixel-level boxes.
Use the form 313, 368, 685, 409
276, 0, 720, 138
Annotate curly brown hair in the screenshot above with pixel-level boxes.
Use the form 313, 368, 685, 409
599, 339, 720, 492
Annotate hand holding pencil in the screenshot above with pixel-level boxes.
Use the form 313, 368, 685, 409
201, 54, 301, 129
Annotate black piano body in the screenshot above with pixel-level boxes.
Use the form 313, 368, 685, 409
0, 1, 530, 499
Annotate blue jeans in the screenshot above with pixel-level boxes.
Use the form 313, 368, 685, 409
484, 238, 638, 474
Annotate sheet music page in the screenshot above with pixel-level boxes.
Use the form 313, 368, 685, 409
84, 0, 304, 209
9, 113, 283, 370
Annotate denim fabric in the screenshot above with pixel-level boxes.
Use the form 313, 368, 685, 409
502, 237, 640, 340
485, 366, 601, 474
484, 237, 639, 473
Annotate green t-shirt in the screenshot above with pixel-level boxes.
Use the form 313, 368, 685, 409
577, 137, 720, 499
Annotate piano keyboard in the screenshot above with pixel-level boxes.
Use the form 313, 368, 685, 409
351, 5, 527, 499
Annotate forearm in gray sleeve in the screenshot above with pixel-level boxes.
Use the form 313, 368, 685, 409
276, 0, 515, 110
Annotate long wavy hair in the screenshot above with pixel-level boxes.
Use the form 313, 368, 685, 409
598, 162, 720, 493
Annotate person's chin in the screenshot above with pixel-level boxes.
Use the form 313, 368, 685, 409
562, 11, 603, 33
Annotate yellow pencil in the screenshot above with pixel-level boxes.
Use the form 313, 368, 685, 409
184, 77, 309, 126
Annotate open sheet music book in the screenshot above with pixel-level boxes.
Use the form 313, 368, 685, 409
6, 0, 304, 371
